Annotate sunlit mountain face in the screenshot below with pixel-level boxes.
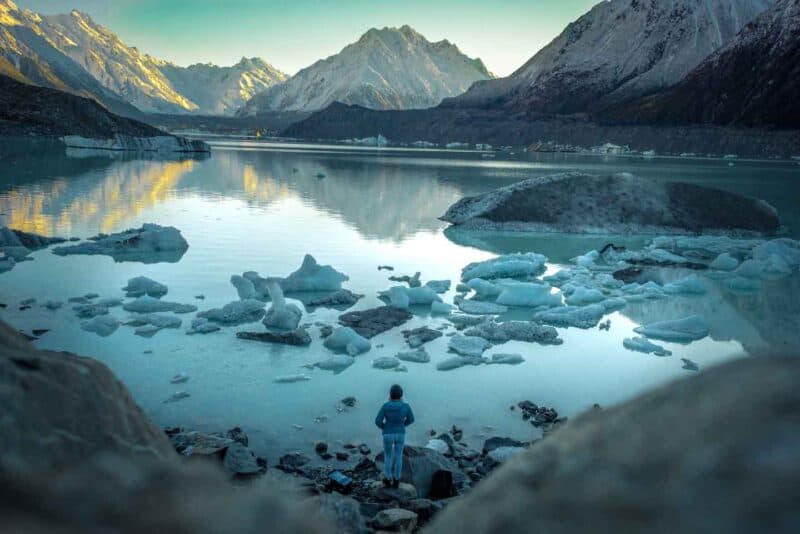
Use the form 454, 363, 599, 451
0, 0, 287, 115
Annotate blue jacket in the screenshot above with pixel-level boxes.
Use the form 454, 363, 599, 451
375, 400, 415, 435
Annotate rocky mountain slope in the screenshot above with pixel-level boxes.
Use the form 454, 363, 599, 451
158, 57, 287, 115
601, 0, 800, 128
0, 0, 140, 117
0, 2, 286, 115
0, 72, 160, 136
238, 25, 492, 115
441, 0, 775, 115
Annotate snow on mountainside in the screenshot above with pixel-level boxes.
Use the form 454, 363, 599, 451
602, 0, 800, 127
157, 57, 287, 116
442, 0, 776, 114
237, 25, 493, 115
0, 0, 139, 117
37, 10, 198, 113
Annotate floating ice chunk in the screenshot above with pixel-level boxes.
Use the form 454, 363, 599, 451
448, 334, 492, 357
123, 276, 168, 297
565, 287, 605, 306
734, 260, 765, 279
314, 354, 356, 373
81, 315, 119, 337
280, 254, 348, 292
751, 239, 800, 272
73, 303, 109, 318
44, 300, 63, 310
424, 280, 451, 294
465, 320, 562, 344
97, 297, 123, 308
681, 358, 699, 371
437, 355, 486, 371
572, 250, 599, 268
373, 356, 401, 370
382, 286, 442, 306
455, 297, 508, 315
663, 274, 706, 295
186, 318, 221, 335
544, 267, 590, 285
388, 286, 410, 309
262, 280, 302, 330
170, 373, 190, 384
600, 297, 627, 312
496, 281, 562, 308
396, 348, 430, 363
134, 325, 161, 337
623, 336, 672, 356
426, 439, 450, 455
273, 374, 312, 383
709, 253, 739, 271
123, 296, 197, 314
431, 301, 455, 315
594, 273, 624, 289
622, 281, 664, 300
461, 253, 547, 282
488, 353, 525, 365
53, 224, 188, 263
467, 278, 503, 298
447, 314, 490, 327
197, 299, 266, 325
231, 275, 258, 300
634, 315, 709, 343
534, 304, 606, 329
163, 391, 190, 403
128, 313, 182, 329
323, 327, 371, 355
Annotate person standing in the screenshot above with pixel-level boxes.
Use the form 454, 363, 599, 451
374, 384, 415, 488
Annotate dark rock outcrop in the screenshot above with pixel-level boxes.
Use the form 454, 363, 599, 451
441, 172, 781, 235
430, 356, 800, 533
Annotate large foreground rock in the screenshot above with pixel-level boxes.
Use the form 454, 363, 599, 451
440, 173, 780, 235
0, 321, 174, 471
430, 356, 800, 533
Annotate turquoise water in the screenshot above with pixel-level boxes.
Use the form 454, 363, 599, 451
1, 141, 799, 461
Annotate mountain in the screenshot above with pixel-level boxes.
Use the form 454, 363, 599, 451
0, 72, 159, 137
237, 25, 492, 115
35, 10, 198, 114
441, 0, 775, 115
601, 0, 800, 128
157, 57, 287, 115
0, 0, 140, 117
1, 2, 286, 115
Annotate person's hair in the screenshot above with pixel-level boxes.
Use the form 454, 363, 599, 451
389, 384, 403, 400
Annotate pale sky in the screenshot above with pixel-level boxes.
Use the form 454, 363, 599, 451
16, 0, 600, 77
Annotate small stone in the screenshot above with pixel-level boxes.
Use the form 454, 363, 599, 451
372, 508, 418, 531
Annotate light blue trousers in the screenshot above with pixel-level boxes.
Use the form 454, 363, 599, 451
382, 433, 405, 480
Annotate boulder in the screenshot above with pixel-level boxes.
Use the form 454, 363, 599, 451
482, 436, 525, 455
441, 172, 781, 235
372, 508, 418, 532
369, 480, 418, 502
314, 493, 365, 534
430, 356, 800, 533
0, 321, 174, 471
375, 446, 464, 498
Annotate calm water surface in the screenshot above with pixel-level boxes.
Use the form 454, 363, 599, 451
1, 141, 799, 459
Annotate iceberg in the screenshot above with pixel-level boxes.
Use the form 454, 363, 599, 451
467, 278, 503, 299
455, 297, 508, 315
72, 303, 109, 318
123, 276, 168, 297
424, 280, 451, 294
461, 253, 548, 282
663, 274, 706, 295
533, 304, 606, 329
465, 320, 562, 345
52, 224, 188, 263
381, 286, 441, 306
314, 354, 356, 373
388, 286, 410, 309
496, 282, 562, 308
123, 296, 197, 314
396, 348, 430, 363
262, 281, 302, 330
431, 301, 455, 315
372, 356, 401, 370
565, 287, 606, 306
488, 353, 525, 365
280, 254, 348, 292
437, 355, 486, 371
623, 336, 672, 357
197, 299, 265, 325
448, 335, 492, 357
634, 315, 709, 343
231, 275, 258, 300
81, 315, 119, 337
708, 253, 739, 271
186, 318, 221, 335
323, 327, 371, 355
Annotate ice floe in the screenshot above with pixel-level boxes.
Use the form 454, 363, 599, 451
461, 253, 547, 282
323, 327, 371, 355
455, 297, 508, 315
53, 224, 188, 263
465, 320, 562, 345
123, 296, 197, 314
281, 254, 349, 292
372, 356, 401, 370
533, 304, 607, 329
262, 281, 302, 330
273, 374, 312, 384
197, 299, 265, 325
314, 354, 356, 373
634, 315, 709, 343
495, 281, 562, 308
448, 335, 492, 357
396, 348, 430, 363
487, 353, 525, 365
623, 336, 672, 357
186, 318, 221, 335
431, 301, 455, 315
123, 276, 168, 297
81, 315, 120, 337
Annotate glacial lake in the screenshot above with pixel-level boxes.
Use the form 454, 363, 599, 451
2, 140, 799, 461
